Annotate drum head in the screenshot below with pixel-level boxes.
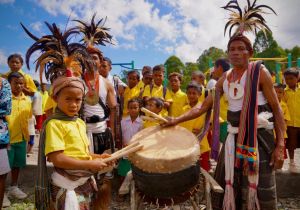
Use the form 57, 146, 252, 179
128, 125, 200, 173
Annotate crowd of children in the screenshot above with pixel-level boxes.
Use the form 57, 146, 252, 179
0, 51, 300, 208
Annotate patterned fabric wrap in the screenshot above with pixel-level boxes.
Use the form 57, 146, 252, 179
235, 61, 262, 174
0, 79, 11, 145
50, 179, 94, 210
211, 104, 277, 210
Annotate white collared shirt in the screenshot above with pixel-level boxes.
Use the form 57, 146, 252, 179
121, 116, 143, 145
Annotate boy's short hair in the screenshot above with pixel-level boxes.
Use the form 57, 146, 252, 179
148, 97, 164, 109
7, 72, 24, 83
142, 66, 152, 75
192, 70, 205, 78
103, 57, 112, 65
284, 68, 299, 77
186, 81, 202, 93
127, 70, 140, 80
153, 65, 165, 73
215, 58, 230, 72
168, 72, 183, 82
7, 53, 23, 64
128, 97, 142, 107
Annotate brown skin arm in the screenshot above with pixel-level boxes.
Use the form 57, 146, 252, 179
22, 87, 35, 96
105, 79, 117, 138
163, 74, 225, 126
47, 151, 108, 172
163, 101, 172, 109
260, 67, 285, 169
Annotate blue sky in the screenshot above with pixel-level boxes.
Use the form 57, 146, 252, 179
0, 0, 299, 81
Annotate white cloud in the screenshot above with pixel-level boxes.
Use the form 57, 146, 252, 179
30, 21, 43, 33
35, 0, 300, 63
0, 0, 14, 4
0, 50, 7, 66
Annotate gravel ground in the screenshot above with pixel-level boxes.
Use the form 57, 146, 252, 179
3, 176, 300, 210
4, 139, 300, 210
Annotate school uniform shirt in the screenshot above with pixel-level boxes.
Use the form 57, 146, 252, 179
137, 80, 145, 90
143, 119, 160, 129
280, 100, 291, 138
7, 93, 32, 143
219, 95, 228, 122
169, 89, 188, 117
40, 90, 49, 113
121, 116, 143, 145
198, 86, 206, 103
122, 85, 141, 117
142, 84, 173, 117
3, 69, 37, 93
284, 86, 300, 127
45, 118, 92, 160
180, 103, 210, 154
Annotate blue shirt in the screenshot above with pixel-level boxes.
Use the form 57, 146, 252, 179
0, 78, 12, 145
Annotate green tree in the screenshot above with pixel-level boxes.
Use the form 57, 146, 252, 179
164, 55, 185, 76
182, 62, 199, 90
253, 30, 286, 71
196, 47, 227, 72
285, 46, 300, 67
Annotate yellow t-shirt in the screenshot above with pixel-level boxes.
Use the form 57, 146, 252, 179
44, 87, 57, 113
7, 93, 32, 143
169, 89, 188, 117
180, 103, 210, 154
3, 69, 37, 93
45, 118, 92, 160
143, 120, 159, 128
219, 95, 228, 122
198, 86, 206, 103
280, 100, 291, 138
137, 80, 144, 90
142, 84, 173, 117
123, 85, 141, 117
284, 87, 300, 127
40, 90, 49, 113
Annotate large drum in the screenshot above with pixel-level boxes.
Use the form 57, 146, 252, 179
128, 125, 200, 205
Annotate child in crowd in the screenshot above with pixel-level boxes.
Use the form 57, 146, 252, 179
123, 71, 140, 117
2, 54, 37, 96
143, 97, 164, 128
191, 71, 206, 102
142, 65, 172, 117
168, 72, 188, 117
40, 82, 49, 122
42, 75, 114, 209
274, 83, 291, 161
27, 115, 36, 156
180, 82, 211, 171
121, 98, 143, 146
6, 72, 32, 200
283, 68, 300, 171
137, 66, 153, 90
118, 98, 143, 185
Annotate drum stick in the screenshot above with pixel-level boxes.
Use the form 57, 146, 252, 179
141, 107, 168, 123
141, 115, 159, 122
113, 141, 140, 156
103, 145, 143, 163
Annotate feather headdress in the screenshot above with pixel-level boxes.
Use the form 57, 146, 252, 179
222, 0, 277, 37
74, 13, 113, 47
21, 22, 94, 83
